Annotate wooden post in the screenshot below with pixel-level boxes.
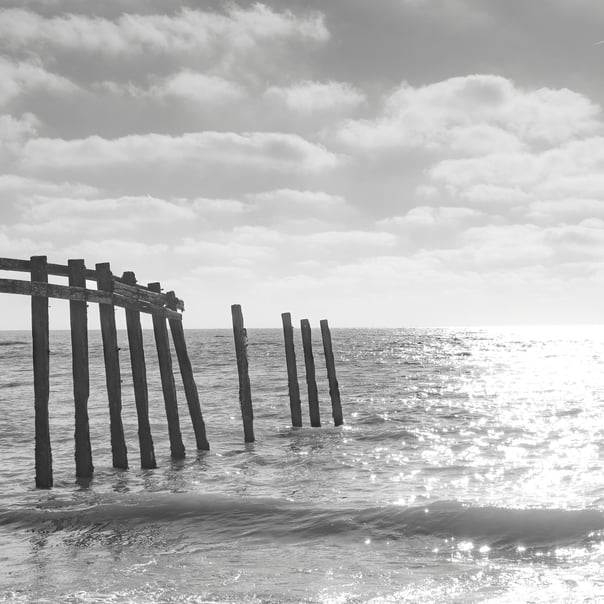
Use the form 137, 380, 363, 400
281, 312, 302, 427
320, 319, 343, 426
96, 262, 128, 469
148, 282, 185, 459
68, 259, 93, 477
122, 272, 157, 469
167, 291, 209, 451
231, 304, 254, 443
300, 319, 320, 427
31, 256, 52, 488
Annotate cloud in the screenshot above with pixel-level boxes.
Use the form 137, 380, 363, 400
0, 112, 39, 165
336, 75, 601, 154
266, 80, 365, 113
152, 71, 246, 104
0, 5, 328, 55
379, 205, 482, 229
18, 130, 340, 174
0, 57, 79, 107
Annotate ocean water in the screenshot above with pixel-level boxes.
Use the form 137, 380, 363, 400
2, 326, 604, 603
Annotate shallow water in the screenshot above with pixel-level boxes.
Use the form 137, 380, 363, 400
2, 326, 604, 602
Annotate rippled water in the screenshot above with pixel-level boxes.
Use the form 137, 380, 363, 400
2, 326, 604, 602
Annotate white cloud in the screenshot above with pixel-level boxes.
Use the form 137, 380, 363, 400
266, 80, 365, 113
379, 205, 482, 228
0, 57, 79, 107
0, 112, 39, 165
0, 5, 328, 55
21, 197, 197, 223
248, 188, 346, 208
337, 75, 600, 153
18, 131, 340, 173
153, 71, 245, 104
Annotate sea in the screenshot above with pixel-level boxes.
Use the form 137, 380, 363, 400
2, 326, 604, 603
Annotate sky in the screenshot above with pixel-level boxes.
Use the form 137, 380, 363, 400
2, 0, 604, 329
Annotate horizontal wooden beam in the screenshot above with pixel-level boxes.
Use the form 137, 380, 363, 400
0, 257, 184, 311
0, 278, 182, 320
114, 280, 184, 312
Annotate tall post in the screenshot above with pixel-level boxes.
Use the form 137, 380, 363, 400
167, 291, 209, 451
31, 255, 52, 488
231, 304, 254, 443
148, 282, 185, 459
300, 319, 320, 427
96, 262, 128, 469
122, 272, 157, 469
281, 312, 302, 427
320, 319, 343, 426
68, 259, 93, 477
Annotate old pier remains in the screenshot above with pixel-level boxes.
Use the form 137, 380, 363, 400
0, 256, 343, 488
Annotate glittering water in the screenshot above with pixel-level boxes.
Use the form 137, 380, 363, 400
2, 326, 604, 603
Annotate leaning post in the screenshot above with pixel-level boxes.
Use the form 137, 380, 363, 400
31, 255, 52, 488
281, 312, 302, 427
320, 319, 343, 426
166, 291, 209, 451
231, 304, 254, 443
68, 259, 94, 477
148, 282, 186, 459
96, 262, 128, 470
300, 319, 321, 427
122, 272, 157, 469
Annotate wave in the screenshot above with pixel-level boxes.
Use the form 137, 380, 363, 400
2, 494, 603, 551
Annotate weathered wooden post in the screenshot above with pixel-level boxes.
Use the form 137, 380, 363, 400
96, 262, 128, 469
167, 291, 209, 451
320, 319, 343, 426
68, 259, 93, 477
281, 312, 302, 427
148, 282, 186, 459
31, 255, 52, 488
122, 272, 157, 469
231, 304, 254, 443
300, 319, 320, 427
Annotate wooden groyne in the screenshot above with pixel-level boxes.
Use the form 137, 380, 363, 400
0, 256, 344, 488
0, 256, 208, 488
232, 306, 344, 440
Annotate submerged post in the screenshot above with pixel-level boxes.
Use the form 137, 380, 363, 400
300, 319, 320, 427
167, 291, 209, 451
31, 255, 52, 488
148, 282, 185, 459
96, 262, 128, 469
281, 312, 302, 427
231, 304, 254, 443
122, 272, 156, 469
68, 259, 93, 477
320, 319, 343, 426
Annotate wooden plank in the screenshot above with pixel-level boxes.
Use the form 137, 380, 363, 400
320, 319, 343, 427
96, 262, 128, 470
231, 304, 254, 443
0, 257, 96, 280
301, 319, 321, 427
281, 312, 302, 427
31, 256, 52, 488
148, 282, 185, 459
68, 259, 94, 477
167, 291, 209, 451
122, 272, 157, 469
0, 258, 30, 272
0, 278, 182, 319
114, 279, 185, 312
